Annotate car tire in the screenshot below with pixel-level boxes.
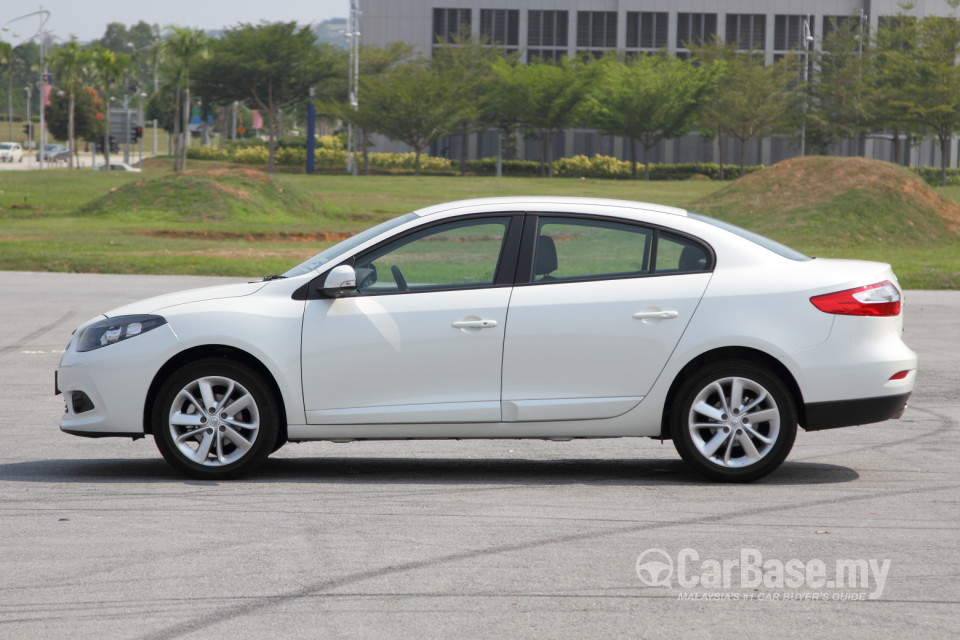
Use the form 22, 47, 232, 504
152, 358, 279, 480
670, 360, 797, 482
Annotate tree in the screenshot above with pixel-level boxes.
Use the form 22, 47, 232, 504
807, 16, 877, 155
88, 46, 131, 167
335, 58, 474, 174
47, 39, 89, 168
873, 15, 921, 165
95, 22, 156, 54
493, 56, 596, 177
45, 86, 101, 146
694, 39, 800, 176
318, 42, 410, 174
193, 22, 337, 172
891, 16, 960, 186
583, 54, 719, 179
1, 41, 12, 139
161, 26, 208, 172
3, 41, 38, 140
430, 35, 510, 174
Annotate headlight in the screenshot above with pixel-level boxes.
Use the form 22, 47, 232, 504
76, 314, 167, 352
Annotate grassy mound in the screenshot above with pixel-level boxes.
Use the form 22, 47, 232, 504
692, 156, 960, 249
75, 168, 319, 222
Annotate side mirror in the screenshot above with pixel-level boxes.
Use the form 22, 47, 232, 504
320, 264, 358, 298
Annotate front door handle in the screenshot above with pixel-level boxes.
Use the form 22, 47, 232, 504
452, 319, 498, 329
633, 310, 679, 320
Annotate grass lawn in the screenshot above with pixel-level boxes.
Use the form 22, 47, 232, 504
0, 161, 958, 288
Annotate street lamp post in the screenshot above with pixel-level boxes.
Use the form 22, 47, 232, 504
346, 0, 361, 176
127, 41, 159, 159
24, 85, 32, 151
800, 18, 815, 158
3, 9, 51, 169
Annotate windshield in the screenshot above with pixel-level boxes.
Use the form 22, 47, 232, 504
283, 211, 420, 278
689, 213, 811, 261
0, 143, 12, 150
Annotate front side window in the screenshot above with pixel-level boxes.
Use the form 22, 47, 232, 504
356, 217, 512, 294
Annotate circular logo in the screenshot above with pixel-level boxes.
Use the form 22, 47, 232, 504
636, 548, 674, 588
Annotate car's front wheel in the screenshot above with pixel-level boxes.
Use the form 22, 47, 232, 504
671, 361, 797, 482
152, 358, 278, 480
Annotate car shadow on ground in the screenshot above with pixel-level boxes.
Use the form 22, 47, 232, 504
0, 456, 859, 486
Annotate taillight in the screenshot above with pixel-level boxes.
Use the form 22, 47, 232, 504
810, 281, 902, 316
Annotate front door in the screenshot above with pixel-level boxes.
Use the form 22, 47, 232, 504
301, 215, 518, 425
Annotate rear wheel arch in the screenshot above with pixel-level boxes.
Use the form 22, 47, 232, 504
143, 345, 287, 449
659, 346, 805, 438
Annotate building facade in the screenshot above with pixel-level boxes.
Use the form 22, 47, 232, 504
359, 0, 959, 168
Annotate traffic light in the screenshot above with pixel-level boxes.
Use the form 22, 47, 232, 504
135, 126, 143, 141
23, 124, 30, 136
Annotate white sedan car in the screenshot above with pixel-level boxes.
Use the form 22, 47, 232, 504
0, 142, 23, 163
56, 197, 916, 481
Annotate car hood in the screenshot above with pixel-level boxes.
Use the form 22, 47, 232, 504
104, 281, 267, 317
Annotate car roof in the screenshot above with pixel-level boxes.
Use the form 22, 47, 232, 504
411, 196, 689, 219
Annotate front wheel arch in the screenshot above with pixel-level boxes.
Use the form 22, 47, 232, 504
660, 347, 805, 439
144, 345, 287, 450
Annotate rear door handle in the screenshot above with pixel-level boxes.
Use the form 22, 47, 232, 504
633, 310, 679, 320
452, 319, 498, 329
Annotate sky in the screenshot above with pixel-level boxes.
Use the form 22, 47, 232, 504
3, 0, 349, 43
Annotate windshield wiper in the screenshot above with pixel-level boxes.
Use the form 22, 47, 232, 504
261, 274, 286, 281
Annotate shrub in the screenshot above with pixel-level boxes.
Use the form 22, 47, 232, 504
910, 166, 960, 187
555, 155, 633, 179
232, 146, 270, 165
464, 158, 543, 176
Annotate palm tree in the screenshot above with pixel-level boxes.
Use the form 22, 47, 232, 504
88, 46, 131, 169
1, 42, 14, 140
161, 27, 208, 172
47, 39, 88, 169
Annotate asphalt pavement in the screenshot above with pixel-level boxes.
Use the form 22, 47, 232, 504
0, 271, 957, 639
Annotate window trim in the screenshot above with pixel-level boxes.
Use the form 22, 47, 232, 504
515, 213, 715, 286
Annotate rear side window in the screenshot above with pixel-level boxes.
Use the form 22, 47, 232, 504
656, 232, 711, 273
534, 218, 654, 281
531, 217, 712, 283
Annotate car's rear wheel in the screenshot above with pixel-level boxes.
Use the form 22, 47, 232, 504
671, 361, 797, 482
152, 358, 278, 480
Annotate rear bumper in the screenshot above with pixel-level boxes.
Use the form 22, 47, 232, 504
803, 392, 911, 431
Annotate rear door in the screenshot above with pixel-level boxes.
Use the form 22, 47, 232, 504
501, 215, 712, 422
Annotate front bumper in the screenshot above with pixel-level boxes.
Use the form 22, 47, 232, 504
57, 324, 180, 436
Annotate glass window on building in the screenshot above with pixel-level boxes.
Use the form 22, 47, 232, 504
481, 9, 519, 46
626, 12, 668, 50
774, 15, 814, 51
529, 10, 568, 47
726, 14, 766, 50
433, 8, 472, 43
676, 13, 717, 50
576, 11, 617, 49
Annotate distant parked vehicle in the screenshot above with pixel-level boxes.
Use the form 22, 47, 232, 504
37, 144, 70, 162
0, 142, 23, 163
96, 162, 141, 173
